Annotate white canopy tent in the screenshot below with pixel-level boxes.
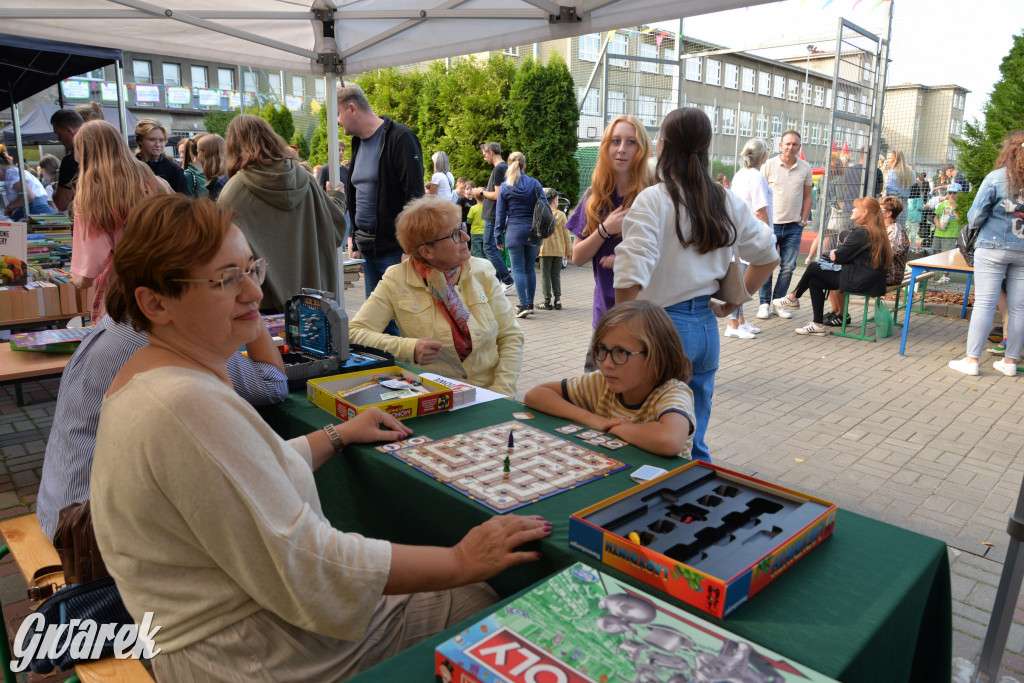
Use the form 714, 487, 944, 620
2, 0, 770, 295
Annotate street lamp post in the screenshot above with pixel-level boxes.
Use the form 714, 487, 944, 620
801, 44, 817, 137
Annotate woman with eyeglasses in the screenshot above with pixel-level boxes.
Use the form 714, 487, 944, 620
91, 194, 549, 681
350, 196, 524, 396
219, 115, 347, 313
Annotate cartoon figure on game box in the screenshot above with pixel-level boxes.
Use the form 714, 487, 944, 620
525, 300, 696, 458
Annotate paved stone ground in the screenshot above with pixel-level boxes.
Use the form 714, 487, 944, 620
1, 262, 1021, 680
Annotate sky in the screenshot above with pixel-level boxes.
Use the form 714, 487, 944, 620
655, 0, 1023, 125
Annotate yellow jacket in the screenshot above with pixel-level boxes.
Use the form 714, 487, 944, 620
538, 209, 572, 258
349, 257, 524, 396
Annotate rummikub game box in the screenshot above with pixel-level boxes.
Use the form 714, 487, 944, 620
435, 562, 837, 683
569, 461, 836, 618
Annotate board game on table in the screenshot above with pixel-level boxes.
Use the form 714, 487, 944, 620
378, 420, 629, 513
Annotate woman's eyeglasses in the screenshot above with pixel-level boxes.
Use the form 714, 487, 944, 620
172, 258, 267, 294
423, 225, 468, 246
594, 343, 647, 366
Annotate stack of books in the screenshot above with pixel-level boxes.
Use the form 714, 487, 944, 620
27, 231, 73, 268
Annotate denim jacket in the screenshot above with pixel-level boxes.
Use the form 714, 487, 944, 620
969, 167, 1024, 251
349, 257, 524, 396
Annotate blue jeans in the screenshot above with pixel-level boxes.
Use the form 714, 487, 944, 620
483, 221, 513, 284
759, 222, 803, 304
361, 248, 403, 336
967, 248, 1024, 361
508, 244, 539, 306
665, 296, 719, 462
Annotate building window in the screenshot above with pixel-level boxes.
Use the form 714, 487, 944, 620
826, 88, 833, 108
704, 105, 718, 133
801, 121, 809, 141
662, 99, 675, 118
756, 113, 769, 137
291, 76, 304, 97
836, 91, 846, 112
80, 67, 106, 80
802, 82, 811, 104
739, 110, 752, 136
822, 124, 829, 142
724, 63, 739, 89
315, 78, 326, 101
607, 90, 625, 118
814, 85, 824, 107
665, 62, 679, 78
243, 71, 258, 93
162, 63, 180, 87
742, 67, 755, 93
950, 118, 957, 135
579, 34, 600, 62
577, 87, 599, 116
685, 57, 701, 82
787, 78, 800, 102
608, 33, 628, 68
639, 43, 658, 74
774, 75, 786, 99
133, 60, 152, 85
759, 71, 771, 96
217, 68, 233, 92
191, 65, 208, 89
721, 108, 736, 135
268, 73, 281, 98
861, 58, 872, 82
706, 59, 720, 86
860, 93, 869, 116
811, 123, 820, 145
786, 118, 799, 133
638, 95, 657, 127
771, 116, 782, 137
918, 93, 923, 107
502, 46, 519, 57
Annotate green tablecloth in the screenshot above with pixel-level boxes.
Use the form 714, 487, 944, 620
261, 392, 952, 682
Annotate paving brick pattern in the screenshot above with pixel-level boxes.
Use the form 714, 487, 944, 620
1, 263, 1021, 679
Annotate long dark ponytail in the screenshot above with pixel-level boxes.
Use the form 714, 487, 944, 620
657, 107, 737, 254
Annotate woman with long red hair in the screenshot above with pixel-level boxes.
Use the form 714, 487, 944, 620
774, 196, 892, 335
567, 115, 654, 370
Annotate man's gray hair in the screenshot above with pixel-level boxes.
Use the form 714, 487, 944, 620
740, 138, 769, 168
480, 141, 501, 156
336, 82, 372, 113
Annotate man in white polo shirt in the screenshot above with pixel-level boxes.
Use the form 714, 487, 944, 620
757, 131, 813, 319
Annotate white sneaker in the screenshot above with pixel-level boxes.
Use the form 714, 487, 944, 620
937, 275, 951, 284
772, 295, 800, 310
503, 282, 516, 295
993, 359, 1018, 377
774, 305, 793, 319
794, 322, 827, 336
740, 322, 761, 334
724, 326, 756, 339
948, 358, 980, 376
756, 303, 771, 319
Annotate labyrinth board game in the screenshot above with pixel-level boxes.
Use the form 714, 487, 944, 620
381, 420, 629, 513
435, 562, 836, 683
569, 461, 836, 618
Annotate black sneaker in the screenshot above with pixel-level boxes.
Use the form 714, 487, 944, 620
540, 300, 553, 310
554, 300, 562, 310
515, 304, 532, 318
822, 312, 840, 326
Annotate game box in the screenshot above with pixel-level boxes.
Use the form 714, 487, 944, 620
568, 461, 836, 618
307, 366, 454, 421
435, 562, 836, 683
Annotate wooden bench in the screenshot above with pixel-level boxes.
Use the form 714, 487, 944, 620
0, 514, 153, 683
834, 271, 936, 342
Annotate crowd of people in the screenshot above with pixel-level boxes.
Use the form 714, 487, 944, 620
13, 74, 1023, 677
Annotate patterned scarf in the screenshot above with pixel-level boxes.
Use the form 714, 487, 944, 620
411, 259, 473, 361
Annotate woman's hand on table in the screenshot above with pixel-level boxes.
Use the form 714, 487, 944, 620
414, 338, 443, 365
454, 515, 552, 583
338, 407, 412, 445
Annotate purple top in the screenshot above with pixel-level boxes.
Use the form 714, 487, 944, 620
567, 191, 623, 328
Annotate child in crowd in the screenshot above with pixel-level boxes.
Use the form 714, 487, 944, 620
466, 183, 485, 258
524, 301, 696, 459
933, 183, 962, 283
537, 188, 571, 310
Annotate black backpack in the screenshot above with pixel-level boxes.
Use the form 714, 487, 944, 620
530, 184, 556, 241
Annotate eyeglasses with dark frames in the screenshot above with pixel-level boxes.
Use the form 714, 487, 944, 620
172, 258, 267, 295
423, 225, 468, 246
594, 343, 647, 366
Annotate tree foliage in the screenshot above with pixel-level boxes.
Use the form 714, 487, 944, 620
308, 106, 332, 166
291, 130, 310, 160
202, 110, 239, 137
955, 31, 1024, 209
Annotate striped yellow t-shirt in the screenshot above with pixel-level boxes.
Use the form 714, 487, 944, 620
561, 372, 695, 458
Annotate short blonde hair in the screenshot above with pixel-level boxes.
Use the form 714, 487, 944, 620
396, 196, 461, 260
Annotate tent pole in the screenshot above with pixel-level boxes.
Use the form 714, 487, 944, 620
10, 97, 30, 220
325, 73, 343, 306
115, 60, 128, 141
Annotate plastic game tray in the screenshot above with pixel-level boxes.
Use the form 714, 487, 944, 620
381, 420, 629, 513
569, 461, 837, 618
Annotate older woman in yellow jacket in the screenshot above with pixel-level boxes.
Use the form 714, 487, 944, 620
350, 196, 524, 396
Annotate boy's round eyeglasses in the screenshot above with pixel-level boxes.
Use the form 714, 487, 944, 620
423, 225, 468, 246
594, 344, 647, 366
172, 258, 267, 294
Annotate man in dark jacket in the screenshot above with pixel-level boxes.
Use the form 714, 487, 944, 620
339, 82, 424, 298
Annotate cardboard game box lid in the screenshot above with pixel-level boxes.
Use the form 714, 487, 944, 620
436, 562, 837, 683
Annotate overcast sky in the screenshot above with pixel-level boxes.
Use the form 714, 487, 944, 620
657, 0, 1023, 124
